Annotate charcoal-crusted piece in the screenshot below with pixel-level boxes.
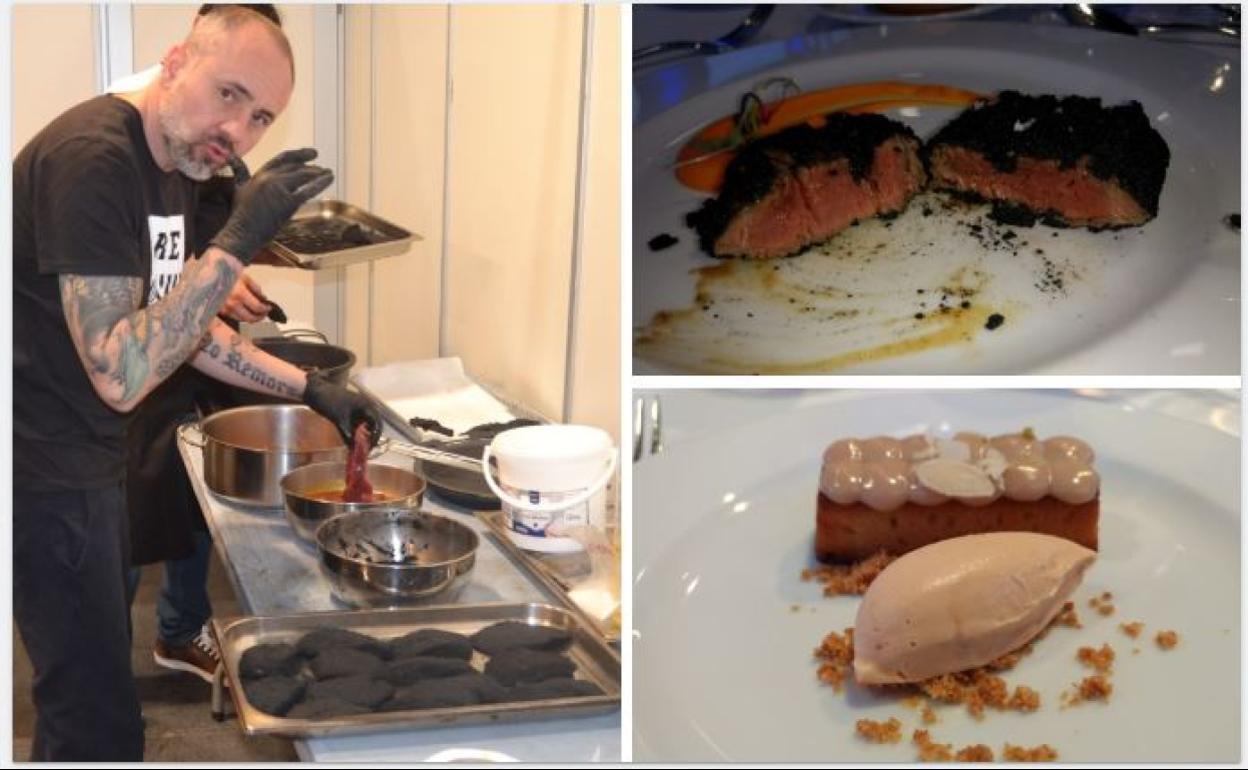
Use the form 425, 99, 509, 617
483, 649, 577, 687
507, 677, 604, 702
244, 675, 307, 716
383, 673, 510, 711
307, 675, 394, 710
286, 696, 372, 719
378, 655, 476, 687
239, 643, 303, 680
925, 91, 1170, 228
308, 647, 387, 680
296, 626, 391, 660
470, 621, 574, 656
388, 629, 474, 661
686, 112, 926, 259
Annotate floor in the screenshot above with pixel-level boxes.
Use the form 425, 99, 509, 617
11, 550, 298, 762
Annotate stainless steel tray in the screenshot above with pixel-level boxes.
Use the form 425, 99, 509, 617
478, 511, 621, 645
262, 200, 420, 270
215, 602, 620, 739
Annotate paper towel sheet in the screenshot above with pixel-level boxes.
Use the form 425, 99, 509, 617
353, 358, 516, 435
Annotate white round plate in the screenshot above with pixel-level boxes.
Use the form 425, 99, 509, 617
633, 22, 1239, 374
633, 391, 1240, 762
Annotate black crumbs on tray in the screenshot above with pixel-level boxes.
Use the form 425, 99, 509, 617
985, 313, 1006, 331
647, 233, 679, 251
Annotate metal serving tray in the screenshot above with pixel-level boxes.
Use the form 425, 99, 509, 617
262, 199, 420, 270
214, 602, 621, 739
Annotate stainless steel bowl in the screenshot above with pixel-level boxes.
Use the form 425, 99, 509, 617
315, 509, 479, 607
281, 461, 426, 542
199, 405, 347, 507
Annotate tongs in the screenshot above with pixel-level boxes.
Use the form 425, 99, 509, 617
379, 436, 486, 475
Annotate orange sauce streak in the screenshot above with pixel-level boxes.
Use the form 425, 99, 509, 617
675, 81, 983, 193
306, 486, 398, 503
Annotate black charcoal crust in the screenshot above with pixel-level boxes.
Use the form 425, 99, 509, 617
686, 113, 920, 257
239, 643, 303, 680
470, 621, 574, 656
295, 627, 392, 660
308, 647, 387, 680
483, 649, 577, 687
244, 675, 307, 716
926, 90, 1170, 220
286, 697, 372, 719
388, 629, 474, 661
307, 675, 395, 710
508, 677, 604, 702
378, 656, 476, 687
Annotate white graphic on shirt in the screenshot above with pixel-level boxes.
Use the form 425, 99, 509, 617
147, 215, 187, 303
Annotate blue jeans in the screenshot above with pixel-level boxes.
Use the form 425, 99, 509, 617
15, 484, 144, 761
126, 529, 213, 647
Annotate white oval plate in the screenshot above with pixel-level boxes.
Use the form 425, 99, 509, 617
633, 390, 1240, 762
633, 22, 1239, 374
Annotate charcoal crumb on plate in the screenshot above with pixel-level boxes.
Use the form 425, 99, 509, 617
286, 696, 372, 719
985, 313, 1006, 331
507, 677, 604, 702
379, 655, 476, 686
307, 675, 394, 710
309, 647, 387, 680
470, 621, 573, 655
239, 643, 302, 679
484, 649, 577, 687
389, 629, 474, 661
647, 233, 679, 251
244, 675, 307, 716
296, 627, 391, 660
383, 673, 509, 711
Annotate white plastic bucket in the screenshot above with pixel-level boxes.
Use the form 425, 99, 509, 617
482, 425, 618, 553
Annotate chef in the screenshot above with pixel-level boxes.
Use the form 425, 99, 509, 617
12, 6, 379, 760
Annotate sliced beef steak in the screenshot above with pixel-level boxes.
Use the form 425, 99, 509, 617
926, 91, 1170, 229
686, 113, 926, 259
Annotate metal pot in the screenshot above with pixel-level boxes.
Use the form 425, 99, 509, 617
316, 509, 479, 607
253, 331, 355, 385
280, 461, 426, 541
185, 405, 348, 507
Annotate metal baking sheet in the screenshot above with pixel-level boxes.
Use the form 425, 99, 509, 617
263, 199, 420, 270
215, 602, 621, 739
478, 511, 621, 645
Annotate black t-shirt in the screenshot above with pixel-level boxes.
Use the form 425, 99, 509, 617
14, 95, 198, 491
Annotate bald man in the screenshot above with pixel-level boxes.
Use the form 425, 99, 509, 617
13, 8, 378, 759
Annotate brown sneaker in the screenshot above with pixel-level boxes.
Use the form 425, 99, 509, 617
153, 624, 221, 684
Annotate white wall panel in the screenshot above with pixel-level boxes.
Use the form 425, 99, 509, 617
12, 5, 97, 153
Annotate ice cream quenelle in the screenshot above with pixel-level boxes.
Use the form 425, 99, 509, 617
852, 532, 1096, 685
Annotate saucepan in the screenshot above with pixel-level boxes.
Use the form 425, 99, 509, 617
280, 461, 426, 542
180, 404, 350, 507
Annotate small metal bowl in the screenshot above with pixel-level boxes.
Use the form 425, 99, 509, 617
315, 509, 479, 607
281, 461, 426, 542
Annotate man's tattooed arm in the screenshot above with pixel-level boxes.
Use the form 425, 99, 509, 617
60, 247, 242, 412
190, 318, 307, 399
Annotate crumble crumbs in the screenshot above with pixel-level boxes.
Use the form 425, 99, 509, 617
1002, 743, 1059, 762
920, 705, 938, 724
814, 628, 855, 692
1155, 630, 1179, 650
1076, 643, 1115, 673
1053, 601, 1082, 629
856, 717, 902, 743
912, 730, 993, 762
1119, 621, 1144, 639
803, 551, 896, 596
1088, 593, 1115, 616
917, 669, 1040, 719
1062, 675, 1113, 707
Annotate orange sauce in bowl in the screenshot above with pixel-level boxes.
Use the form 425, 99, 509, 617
305, 486, 400, 503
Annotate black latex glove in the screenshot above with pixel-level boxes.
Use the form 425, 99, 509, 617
208, 148, 334, 265
302, 371, 382, 447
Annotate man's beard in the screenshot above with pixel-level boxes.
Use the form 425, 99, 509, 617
157, 100, 220, 182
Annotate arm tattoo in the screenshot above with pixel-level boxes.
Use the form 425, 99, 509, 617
60, 252, 241, 410
191, 320, 304, 399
